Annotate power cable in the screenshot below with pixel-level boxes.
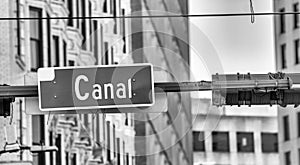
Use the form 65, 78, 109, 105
0, 12, 298, 20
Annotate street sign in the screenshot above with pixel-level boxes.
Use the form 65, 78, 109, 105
38, 64, 154, 111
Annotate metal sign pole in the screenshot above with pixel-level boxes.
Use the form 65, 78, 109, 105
0, 82, 211, 98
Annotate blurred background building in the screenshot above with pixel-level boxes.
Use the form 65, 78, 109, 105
274, 0, 300, 165
130, 0, 192, 165
0, 0, 135, 164
0, 0, 193, 164
192, 98, 279, 165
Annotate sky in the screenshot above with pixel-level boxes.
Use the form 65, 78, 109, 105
189, 0, 275, 82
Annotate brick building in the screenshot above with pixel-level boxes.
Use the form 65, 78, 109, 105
274, 0, 300, 164
0, 0, 135, 164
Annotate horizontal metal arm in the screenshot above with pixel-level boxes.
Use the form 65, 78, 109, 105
0, 82, 213, 97
0, 85, 38, 97
0, 78, 293, 97
0, 81, 289, 98
212, 79, 291, 89
154, 81, 212, 92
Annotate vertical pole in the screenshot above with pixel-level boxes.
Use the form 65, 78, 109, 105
19, 100, 23, 160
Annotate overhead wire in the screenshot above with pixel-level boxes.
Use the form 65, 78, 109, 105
0, 12, 298, 20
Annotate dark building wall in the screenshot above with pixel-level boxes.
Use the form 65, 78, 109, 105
131, 0, 192, 164
130, 0, 145, 63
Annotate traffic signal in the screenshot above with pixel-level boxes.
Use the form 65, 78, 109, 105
212, 72, 300, 107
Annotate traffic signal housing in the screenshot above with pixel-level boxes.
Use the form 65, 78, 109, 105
212, 72, 300, 107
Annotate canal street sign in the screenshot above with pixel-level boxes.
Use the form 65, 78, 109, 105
38, 64, 154, 111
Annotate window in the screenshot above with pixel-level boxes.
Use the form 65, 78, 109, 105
81, 0, 86, 17
32, 115, 45, 164
102, 115, 106, 141
47, 13, 51, 67
63, 40, 67, 66
117, 138, 121, 165
113, 18, 118, 34
299, 149, 300, 165
52, 36, 59, 67
29, 7, 43, 71
298, 112, 300, 137
103, 0, 108, 13
296, 39, 300, 65
67, 0, 73, 26
99, 24, 104, 65
76, 0, 80, 28
103, 42, 109, 65
89, 1, 93, 51
212, 131, 230, 152
237, 132, 254, 152
281, 44, 287, 69
126, 153, 129, 165
111, 0, 117, 34
71, 154, 77, 165
93, 20, 98, 63
84, 114, 88, 128
106, 121, 111, 161
65, 151, 69, 165
123, 141, 126, 165
96, 114, 100, 144
294, 3, 299, 29
49, 131, 54, 165
285, 151, 291, 165
81, 0, 87, 50
261, 133, 278, 153
125, 113, 129, 125
193, 131, 205, 151
55, 134, 62, 165
110, 0, 116, 16
280, 8, 286, 33
68, 60, 75, 66
111, 46, 114, 64
121, 9, 126, 53
81, 19, 87, 50
283, 115, 290, 141
113, 124, 116, 157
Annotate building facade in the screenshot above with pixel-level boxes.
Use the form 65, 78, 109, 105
130, 0, 192, 165
192, 98, 279, 165
274, 0, 300, 164
0, 0, 135, 164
